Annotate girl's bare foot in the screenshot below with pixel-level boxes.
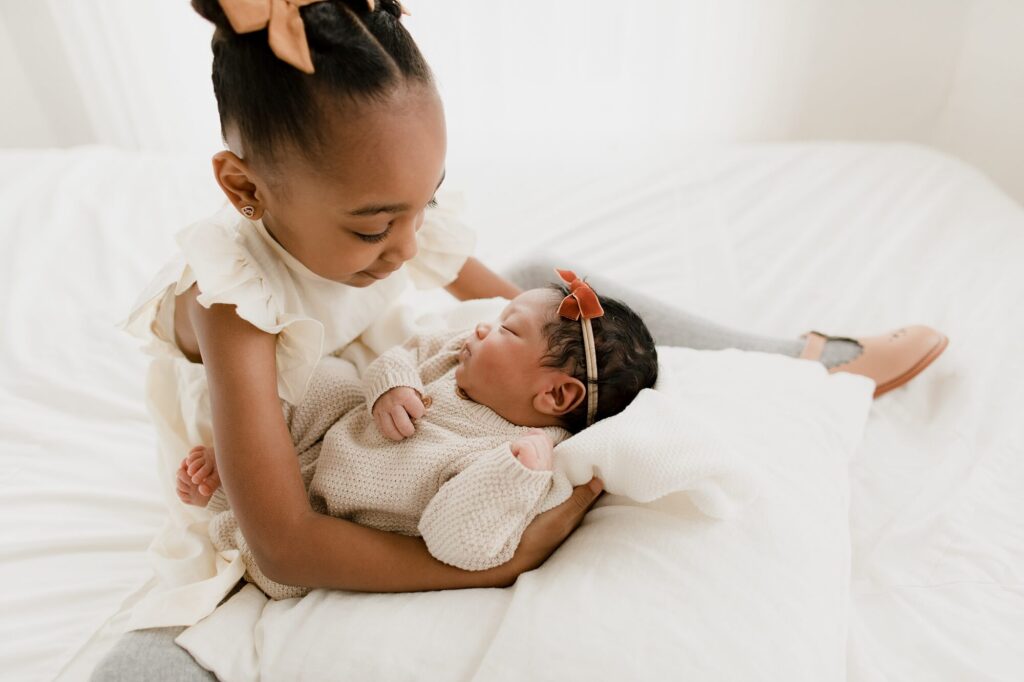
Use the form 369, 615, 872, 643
175, 445, 221, 507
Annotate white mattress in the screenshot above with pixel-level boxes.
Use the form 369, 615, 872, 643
1, 142, 1021, 681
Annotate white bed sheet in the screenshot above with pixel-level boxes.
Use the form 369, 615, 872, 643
1, 142, 1021, 681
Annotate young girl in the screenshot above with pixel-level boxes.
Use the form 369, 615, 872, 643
93, 1, 946, 679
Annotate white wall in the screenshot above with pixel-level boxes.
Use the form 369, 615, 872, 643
0, 18, 55, 147
0, 9, 74, 147
0, 0, 220, 154
930, 0, 1024, 204
2, 1, 1024, 204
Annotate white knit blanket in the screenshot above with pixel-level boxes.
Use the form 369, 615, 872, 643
554, 375, 757, 519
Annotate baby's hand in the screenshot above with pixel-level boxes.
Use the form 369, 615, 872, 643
176, 445, 220, 506
372, 387, 427, 441
510, 429, 555, 471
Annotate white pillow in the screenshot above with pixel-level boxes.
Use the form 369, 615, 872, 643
178, 345, 872, 682
472, 348, 872, 681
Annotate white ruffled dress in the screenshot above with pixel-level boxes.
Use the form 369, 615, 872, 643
121, 198, 474, 628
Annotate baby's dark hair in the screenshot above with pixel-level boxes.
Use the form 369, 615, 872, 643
541, 285, 659, 433
192, 0, 432, 165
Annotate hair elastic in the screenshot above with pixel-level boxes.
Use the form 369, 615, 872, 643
555, 269, 605, 427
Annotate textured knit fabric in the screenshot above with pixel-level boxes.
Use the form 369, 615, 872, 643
119, 194, 475, 629
209, 330, 574, 600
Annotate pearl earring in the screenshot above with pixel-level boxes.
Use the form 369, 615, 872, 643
241, 205, 256, 218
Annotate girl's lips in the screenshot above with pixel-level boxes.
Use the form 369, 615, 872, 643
363, 268, 398, 280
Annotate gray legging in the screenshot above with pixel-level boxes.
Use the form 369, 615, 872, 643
90, 627, 215, 682
504, 259, 858, 367
90, 261, 857, 681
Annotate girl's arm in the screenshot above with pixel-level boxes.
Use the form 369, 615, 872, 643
444, 257, 521, 301
186, 285, 601, 591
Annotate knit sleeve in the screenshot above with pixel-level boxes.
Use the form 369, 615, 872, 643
418, 444, 555, 571
286, 356, 365, 453
363, 331, 464, 410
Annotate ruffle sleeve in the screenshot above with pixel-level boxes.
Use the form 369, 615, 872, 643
122, 209, 325, 406
404, 190, 476, 290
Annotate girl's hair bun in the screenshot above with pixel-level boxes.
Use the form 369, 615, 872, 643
299, 2, 361, 50
376, 0, 405, 19
197, 0, 431, 165
301, 0, 403, 48
192, 0, 403, 38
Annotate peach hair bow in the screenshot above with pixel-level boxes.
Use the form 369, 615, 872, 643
218, 0, 378, 74
555, 269, 604, 426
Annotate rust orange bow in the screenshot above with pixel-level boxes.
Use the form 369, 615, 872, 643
555, 268, 603, 426
556, 269, 605, 321
218, 0, 377, 74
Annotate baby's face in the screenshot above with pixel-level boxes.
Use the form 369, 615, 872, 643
454, 288, 564, 425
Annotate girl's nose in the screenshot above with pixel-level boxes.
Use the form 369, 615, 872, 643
384, 219, 418, 264
475, 323, 491, 340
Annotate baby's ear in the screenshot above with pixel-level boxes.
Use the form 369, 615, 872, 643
533, 374, 586, 417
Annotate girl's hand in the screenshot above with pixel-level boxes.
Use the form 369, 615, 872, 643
501, 478, 604, 582
510, 429, 555, 471
372, 387, 427, 441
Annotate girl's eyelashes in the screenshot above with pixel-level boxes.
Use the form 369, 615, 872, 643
352, 197, 434, 243
355, 223, 393, 243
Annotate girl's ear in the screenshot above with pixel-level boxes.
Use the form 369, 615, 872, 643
212, 151, 266, 219
533, 374, 586, 417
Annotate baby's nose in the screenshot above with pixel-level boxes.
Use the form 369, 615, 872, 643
475, 323, 491, 340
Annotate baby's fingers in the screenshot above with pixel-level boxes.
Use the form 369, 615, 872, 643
374, 408, 402, 441
176, 468, 193, 487
198, 471, 221, 497
511, 440, 536, 460
390, 405, 416, 439
190, 457, 215, 484
186, 451, 209, 476
403, 394, 426, 420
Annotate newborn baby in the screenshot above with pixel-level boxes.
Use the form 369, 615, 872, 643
180, 274, 658, 598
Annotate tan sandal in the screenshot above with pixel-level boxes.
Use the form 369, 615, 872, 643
800, 326, 949, 398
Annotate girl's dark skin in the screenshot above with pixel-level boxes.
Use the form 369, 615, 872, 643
174, 84, 603, 591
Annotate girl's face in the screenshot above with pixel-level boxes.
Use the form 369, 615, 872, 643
249, 86, 447, 286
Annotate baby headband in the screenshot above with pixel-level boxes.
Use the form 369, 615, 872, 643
218, 0, 407, 74
555, 269, 605, 427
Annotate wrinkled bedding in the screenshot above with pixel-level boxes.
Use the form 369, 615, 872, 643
2, 142, 1021, 681
178, 340, 874, 681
